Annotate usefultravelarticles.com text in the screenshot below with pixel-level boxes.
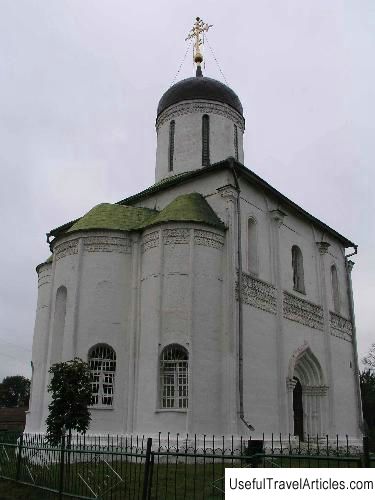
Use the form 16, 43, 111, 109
225, 469, 374, 499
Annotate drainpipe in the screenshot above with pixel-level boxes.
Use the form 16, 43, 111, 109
229, 158, 255, 432
345, 245, 364, 435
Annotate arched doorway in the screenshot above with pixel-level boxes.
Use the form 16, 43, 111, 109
293, 377, 303, 440
287, 343, 328, 438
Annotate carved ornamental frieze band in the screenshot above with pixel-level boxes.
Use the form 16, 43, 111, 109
194, 230, 224, 249
283, 292, 324, 331
55, 235, 131, 260
156, 101, 245, 130
236, 275, 353, 340
83, 235, 131, 253
330, 312, 353, 342
240, 273, 277, 314
37, 266, 52, 287
142, 231, 160, 252
55, 228, 225, 258
162, 228, 190, 245
142, 228, 224, 251
55, 240, 79, 260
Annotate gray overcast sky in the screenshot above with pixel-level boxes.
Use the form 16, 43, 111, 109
0, 0, 374, 381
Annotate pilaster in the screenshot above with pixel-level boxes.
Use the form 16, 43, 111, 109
126, 234, 141, 434
218, 184, 239, 435
28, 262, 53, 432
269, 209, 288, 433
316, 241, 335, 434
40, 255, 58, 430
62, 238, 84, 360
186, 228, 194, 434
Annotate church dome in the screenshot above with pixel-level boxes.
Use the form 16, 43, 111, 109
157, 76, 243, 117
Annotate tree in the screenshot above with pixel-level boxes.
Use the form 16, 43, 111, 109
0, 375, 30, 407
46, 358, 92, 446
362, 343, 375, 370
360, 369, 375, 451
360, 370, 375, 426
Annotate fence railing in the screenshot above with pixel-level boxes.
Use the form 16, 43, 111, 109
0, 432, 373, 499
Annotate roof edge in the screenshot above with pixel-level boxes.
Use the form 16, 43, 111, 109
117, 161, 228, 206
117, 158, 356, 248
232, 159, 356, 248
47, 158, 356, 249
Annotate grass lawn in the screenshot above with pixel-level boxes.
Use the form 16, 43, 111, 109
0, 479, 58, 499
1, 452, 372, 499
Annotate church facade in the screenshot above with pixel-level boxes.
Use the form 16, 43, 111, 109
26, 26, 363, 440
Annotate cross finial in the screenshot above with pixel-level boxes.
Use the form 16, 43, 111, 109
185, 17, 212, 76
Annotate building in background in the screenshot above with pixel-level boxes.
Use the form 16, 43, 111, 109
26, 19, 362, 440
0, 408, 27, 432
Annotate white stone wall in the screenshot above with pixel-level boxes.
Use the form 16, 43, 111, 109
27, 169, 361, 440
134, 223, 225, 435
26, 262, 53, 432
155, 100, 245, 182
26, 231, 135, 434
131, 173, 360, 439
236, 180, 359, 438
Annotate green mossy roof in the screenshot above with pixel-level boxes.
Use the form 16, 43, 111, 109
67, 204, 158, 233
148, 193, 225, 229
48, 158, 355, 247
53, 193, 224, 239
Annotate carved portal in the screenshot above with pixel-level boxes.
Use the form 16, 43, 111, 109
287, 344, 328, 437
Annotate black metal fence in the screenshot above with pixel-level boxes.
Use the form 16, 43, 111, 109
0, 432, 373, 499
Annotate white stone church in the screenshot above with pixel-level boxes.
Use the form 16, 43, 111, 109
26, 22, 363, 441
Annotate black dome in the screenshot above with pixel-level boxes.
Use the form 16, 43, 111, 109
157, 76, 243, 116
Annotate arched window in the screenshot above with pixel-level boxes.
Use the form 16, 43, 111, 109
247, 217, 258, 275
331, 265, 340, 313
51, 286, 67, 363
88, 344, 116, 407
234, 124, 239, 160
292, 245, 305, 293
202, 114, 210, 166
168, 120, 175, 172
160, 344, 188, 409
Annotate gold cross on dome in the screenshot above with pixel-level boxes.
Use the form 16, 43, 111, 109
185, 17, 213, 66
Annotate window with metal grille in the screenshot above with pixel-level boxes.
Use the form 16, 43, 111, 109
202, 114, 210, 166
88, 344, 116, 407
160, 344, 188, 409
292, 245, 305, 293
234, 124, 239, 160
168, 120, 175, 172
